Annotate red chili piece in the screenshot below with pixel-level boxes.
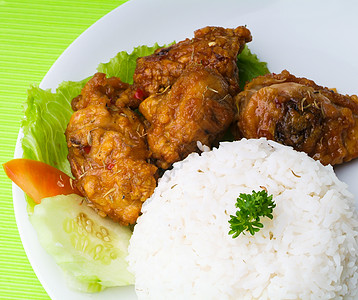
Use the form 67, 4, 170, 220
107, 163, 115, 170
134, 88, 144, 100
83, 146, 91, 154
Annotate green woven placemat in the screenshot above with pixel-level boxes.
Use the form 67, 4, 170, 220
0, 1, 127, 299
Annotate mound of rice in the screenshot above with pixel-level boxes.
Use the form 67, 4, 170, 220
127, 138, 358, 300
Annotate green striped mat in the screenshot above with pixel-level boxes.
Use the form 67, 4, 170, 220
0, 1, 127, 298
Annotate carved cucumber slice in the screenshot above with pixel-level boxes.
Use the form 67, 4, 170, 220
30, 194, 134, 293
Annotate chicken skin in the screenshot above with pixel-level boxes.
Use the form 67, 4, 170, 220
66, 73, 157, 225
235, 70, 358, 165
133, 26, 252, 98
139, 64, 235, 169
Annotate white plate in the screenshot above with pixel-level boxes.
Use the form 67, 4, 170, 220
13, 0, 358, 299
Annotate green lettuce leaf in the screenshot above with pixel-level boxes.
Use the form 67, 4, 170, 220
237, 45, 270, 89
97, 43, 168, 82
21, 80, 88, 211
22, 79, 87, 177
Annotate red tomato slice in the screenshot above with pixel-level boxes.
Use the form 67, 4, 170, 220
3, 158, 82, 204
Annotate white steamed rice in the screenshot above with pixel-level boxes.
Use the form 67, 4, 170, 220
127, 138, 358, 300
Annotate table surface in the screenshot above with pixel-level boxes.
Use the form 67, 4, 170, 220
0, 1, 127, 299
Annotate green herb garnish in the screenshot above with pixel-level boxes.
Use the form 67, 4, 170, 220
228, 190, 275, 238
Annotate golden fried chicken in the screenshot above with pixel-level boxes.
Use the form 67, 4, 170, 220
139, 64, 235, 169
66, 74, 157, 225
72, 72, 146, 110
235, 70, 358, 165
71, 72, 129, 110
133, 26, 252, 98
65, 25, 251, 223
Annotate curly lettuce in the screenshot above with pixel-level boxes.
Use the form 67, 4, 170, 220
97, 43, 167, 82
237, 45, 269, 89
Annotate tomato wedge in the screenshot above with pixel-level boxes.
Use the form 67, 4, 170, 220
3, 158, 82, 204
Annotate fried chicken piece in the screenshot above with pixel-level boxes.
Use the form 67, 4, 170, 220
66, 75, 157, 225
133, 26, 252, 97
139, 64, 235, 169
235, 70, 358, 165
71, 72, 129, 110
72, 72, 143, 110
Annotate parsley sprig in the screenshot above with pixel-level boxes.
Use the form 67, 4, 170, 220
228, 190, 275, 238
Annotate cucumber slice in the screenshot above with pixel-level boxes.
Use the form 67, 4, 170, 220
30, 194, 134, 293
